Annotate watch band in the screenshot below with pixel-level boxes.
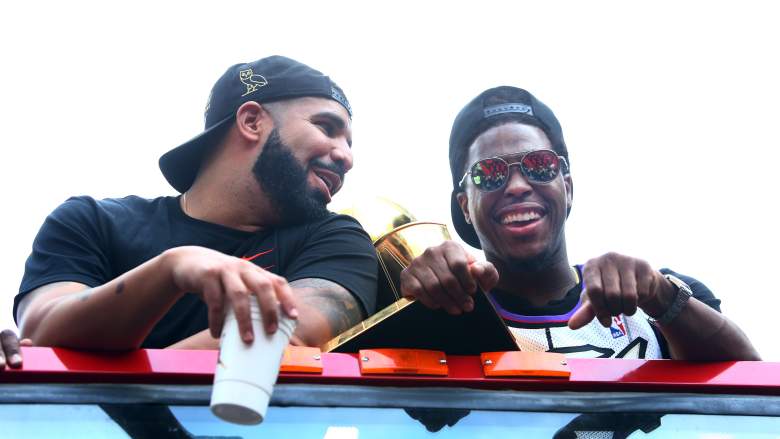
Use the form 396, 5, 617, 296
648, 274, 693, 326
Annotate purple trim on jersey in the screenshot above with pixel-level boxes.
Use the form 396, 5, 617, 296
488, 265, 585, 324
488, 293, 583, 323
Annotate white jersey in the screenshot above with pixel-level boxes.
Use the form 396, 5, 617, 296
487, 269, 665, 359
502, 309, 663, 359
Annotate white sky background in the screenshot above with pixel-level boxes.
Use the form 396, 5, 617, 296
2, 1, 779, 360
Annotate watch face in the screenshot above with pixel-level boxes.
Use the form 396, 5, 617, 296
664, 274, 693, 296
649, 274, 693, 326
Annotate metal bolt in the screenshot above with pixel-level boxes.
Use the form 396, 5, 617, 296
362, 356, 369, 362
313, 355, 321, 361
484, 359, 493, 365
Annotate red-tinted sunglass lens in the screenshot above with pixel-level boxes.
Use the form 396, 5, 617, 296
521, 151, 560, 183
470, 158, 509, 191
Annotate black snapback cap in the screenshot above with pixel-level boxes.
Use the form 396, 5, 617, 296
448, 86, 568, 248
159, 55, 352, 193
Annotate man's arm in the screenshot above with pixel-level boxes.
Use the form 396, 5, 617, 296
18, 259, 182, 350
568, 253, 760, 361
18, 246, 297, 351
169, 277, 365, 349
288, 278, 365, 346
647, 293, 759, 361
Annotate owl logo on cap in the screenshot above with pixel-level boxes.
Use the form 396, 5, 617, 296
239, 68, 268, 96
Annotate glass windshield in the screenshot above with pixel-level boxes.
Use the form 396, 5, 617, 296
2, 404, 779, 438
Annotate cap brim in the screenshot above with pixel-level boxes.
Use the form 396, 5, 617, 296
159, 115, 234, 193
450, 189, 482, 249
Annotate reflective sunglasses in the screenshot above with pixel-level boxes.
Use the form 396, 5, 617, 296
459, 149, 569, 192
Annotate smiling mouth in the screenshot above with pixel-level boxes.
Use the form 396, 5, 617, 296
312, 168, 341, 198
498, 209, 545, 226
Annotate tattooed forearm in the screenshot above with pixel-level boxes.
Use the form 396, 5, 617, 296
290, 278, 364, 336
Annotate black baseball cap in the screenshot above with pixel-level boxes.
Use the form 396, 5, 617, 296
159, 55, 352, 193
448, 86, 568, 248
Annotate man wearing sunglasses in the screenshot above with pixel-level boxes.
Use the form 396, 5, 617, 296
401, 86, 759, 360
11, 56, 377, 353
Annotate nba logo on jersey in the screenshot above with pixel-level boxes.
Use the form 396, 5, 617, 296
610, 316, 627, 339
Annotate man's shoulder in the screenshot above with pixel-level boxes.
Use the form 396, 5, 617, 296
54, 195, 173, 217
316, 211, 367, 229
283, 211, 371, 237
272, 212, 374, 259
90, 194, 172, 212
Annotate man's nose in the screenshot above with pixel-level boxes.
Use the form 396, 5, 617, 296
331, 139, 353, 173
503, 166, 532, 196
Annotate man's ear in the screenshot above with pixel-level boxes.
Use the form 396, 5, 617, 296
456, 191, 472, 224
564, 174, 573, 217
235, 101, 272, 144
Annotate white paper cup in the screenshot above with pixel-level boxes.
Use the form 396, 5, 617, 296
210, 298, 296, 425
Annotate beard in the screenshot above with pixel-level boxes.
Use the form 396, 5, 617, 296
252, 129, 336, 224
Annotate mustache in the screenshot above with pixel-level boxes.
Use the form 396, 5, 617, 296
310, 160, 346, 180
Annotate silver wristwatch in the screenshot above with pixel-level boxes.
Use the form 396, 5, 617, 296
648, 274, 693, 326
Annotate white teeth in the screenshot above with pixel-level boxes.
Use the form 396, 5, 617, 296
501, 211, 541, 224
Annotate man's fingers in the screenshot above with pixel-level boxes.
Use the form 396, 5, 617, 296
419, 245, 471, 314
246, 272, 281, 336
400, 268, 423, 299
582, 264, 603, 298
634, 261, 655, 306
400, 270, 440, 310
1, 329, 22, 369
597, 313, 613, 328
580, 264, 615, 328
435, 257, 474, 313
222, 271, 258, 342
583, 260, 618, 327
272, 275, 298, 319
408, 264, 461, 314
203, 276, 227, 339
620, 267, 639, 316
424, 266, 464, 315
470, 261, 499, 292
442, 248, 477, 295
568, 300, 596, 329
600, 263, 622, 316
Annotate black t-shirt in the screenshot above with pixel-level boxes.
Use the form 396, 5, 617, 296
15, 195, 378, 348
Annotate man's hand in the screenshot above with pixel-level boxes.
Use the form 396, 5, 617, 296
400, 241, 499, 315
166, 246, 299, 343
1, 330, 32, 369
167, 277, 364, 350
569, 252, 673, 329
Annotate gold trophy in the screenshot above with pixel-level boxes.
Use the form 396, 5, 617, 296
323, 196, 516, 355
335, 196, 451, 309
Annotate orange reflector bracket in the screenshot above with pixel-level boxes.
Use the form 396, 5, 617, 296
280, 346, 323, 373
359, 348, 448, 376
481, 351, 570, 378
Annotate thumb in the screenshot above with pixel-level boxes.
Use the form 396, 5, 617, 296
568, 300, 596, 330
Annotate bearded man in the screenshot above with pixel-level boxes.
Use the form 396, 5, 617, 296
13, 56, 377, 350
